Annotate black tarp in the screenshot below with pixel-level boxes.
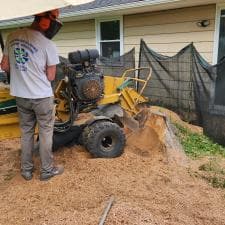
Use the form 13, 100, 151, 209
97, 48, 135, 77
54, 48, 136, 87
138, 39, 225, 145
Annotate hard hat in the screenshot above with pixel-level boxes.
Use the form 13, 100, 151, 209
35, 9, 60, 31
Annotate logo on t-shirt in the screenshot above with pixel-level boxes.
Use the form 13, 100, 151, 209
14, 48, 29, 64
14, 47, 29, 71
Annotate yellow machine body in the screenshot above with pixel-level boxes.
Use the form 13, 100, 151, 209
0, 86, 21, 139
98, 75, 149, 116
0, 113, 21, 139
55, 67, 151, 123
0, 67, 151, 140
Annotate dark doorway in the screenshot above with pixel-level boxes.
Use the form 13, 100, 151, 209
215, 9, 225, 105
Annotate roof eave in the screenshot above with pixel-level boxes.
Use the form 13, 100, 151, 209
0, 0, 222, 29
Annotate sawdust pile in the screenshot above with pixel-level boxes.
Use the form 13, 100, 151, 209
0, 110, 225, 225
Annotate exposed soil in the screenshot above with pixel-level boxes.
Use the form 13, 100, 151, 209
0, 109, 225, 225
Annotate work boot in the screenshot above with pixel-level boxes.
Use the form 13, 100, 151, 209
40, 165, 64, 181
21, 170, 33, 181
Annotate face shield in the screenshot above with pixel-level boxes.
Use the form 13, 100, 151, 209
44, 18, 62, 39
35, 9, 62, 39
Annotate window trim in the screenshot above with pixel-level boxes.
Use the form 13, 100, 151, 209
209, 3, 225, 111
95, 16, 124, 57
213, 3, 225, 64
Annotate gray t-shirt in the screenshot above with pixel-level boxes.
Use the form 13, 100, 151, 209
4, 28, 59, 98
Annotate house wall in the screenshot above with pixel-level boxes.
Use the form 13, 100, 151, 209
53, 19, 96, 58
0, 4, 216, 64
123, 4, 216, 64
0, 19, 96, 60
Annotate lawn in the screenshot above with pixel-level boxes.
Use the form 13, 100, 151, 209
175, 122, 225, 189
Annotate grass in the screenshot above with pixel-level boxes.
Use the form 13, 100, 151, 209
174, 123, 225, 159
201, 174, 225, 189
174, 122, 225, 188
199, 159, 225, 188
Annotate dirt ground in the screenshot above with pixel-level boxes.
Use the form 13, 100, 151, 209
0, 109, 225, 225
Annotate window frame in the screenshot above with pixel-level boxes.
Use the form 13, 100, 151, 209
213, 3, 225, 64
210, 3, 225, 111
95, 16, 123, 57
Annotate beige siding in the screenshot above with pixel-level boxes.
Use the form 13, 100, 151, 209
0, 20, 96, 59
124, 4, 216, 63
0, 5, 216, 64
54, 20, 96, 57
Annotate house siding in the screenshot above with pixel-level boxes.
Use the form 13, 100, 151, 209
0, 4, 216, 64
54, 19, 96, 58
0, 20, 96, 60
124, 4, 216, 63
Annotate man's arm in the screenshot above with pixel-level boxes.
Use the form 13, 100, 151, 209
46, 65, 56, 81
1, 55, 10, 72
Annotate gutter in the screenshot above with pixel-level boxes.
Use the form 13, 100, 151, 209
0, 0, 218, 29
0, 0, 184, 29
61, 0, 180, 20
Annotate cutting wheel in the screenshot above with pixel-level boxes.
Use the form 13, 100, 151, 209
82, 79, 102, 100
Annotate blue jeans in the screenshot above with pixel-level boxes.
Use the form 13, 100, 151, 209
16, 97, 54, 173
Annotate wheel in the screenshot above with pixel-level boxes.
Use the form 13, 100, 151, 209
82, 121, 125, 158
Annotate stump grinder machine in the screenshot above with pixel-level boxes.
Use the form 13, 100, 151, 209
0, 48, 151, 158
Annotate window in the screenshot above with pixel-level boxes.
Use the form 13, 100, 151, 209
214, 4, 225, 63
213, 5, 225, 106
96, 18, 123, 58
217, 9, 225, 63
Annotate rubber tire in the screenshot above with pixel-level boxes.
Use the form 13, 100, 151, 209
82, 121, 125, 158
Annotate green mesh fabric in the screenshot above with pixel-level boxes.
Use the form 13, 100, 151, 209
0, 99, 16, 110
138, 39, 225, 146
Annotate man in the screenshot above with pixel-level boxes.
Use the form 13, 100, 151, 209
1, 9, 64, 181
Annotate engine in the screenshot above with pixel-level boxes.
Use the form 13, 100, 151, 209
67, 49, 104, 103
54, 49, 104, 132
